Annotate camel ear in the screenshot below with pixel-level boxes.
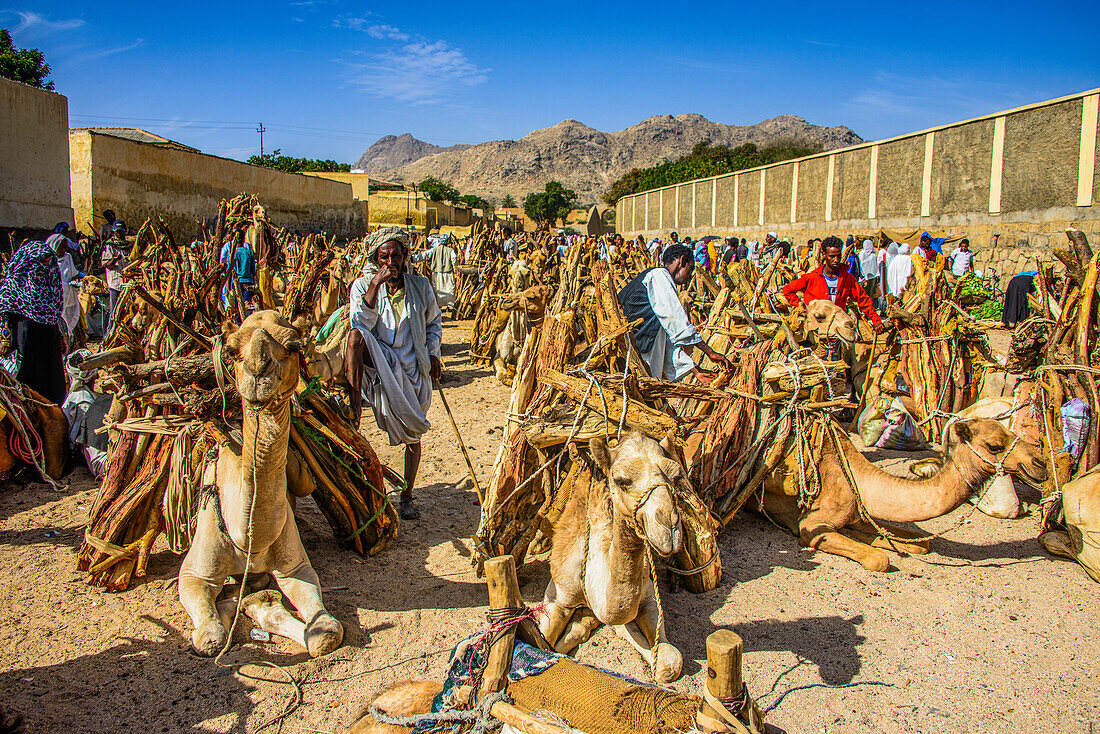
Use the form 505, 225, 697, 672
290, 313, 312, 339
658, 433, 674, 456
954, 420, 973, 444
589, 435, 613, 474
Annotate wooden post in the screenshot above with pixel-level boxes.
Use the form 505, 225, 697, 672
479, 555, 522, 698
696, 629, 747, 732
706, 629, 744, 702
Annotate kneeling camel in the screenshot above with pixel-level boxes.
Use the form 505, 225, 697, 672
178, 311, 343, 657
762, 418, 1048, 571
538, 431, 686, 683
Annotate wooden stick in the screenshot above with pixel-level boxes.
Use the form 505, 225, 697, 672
131, 283, 212, 349
436, 382, 484, 505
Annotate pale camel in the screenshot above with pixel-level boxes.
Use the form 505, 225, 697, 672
490, 263, 552, 385
178, 310, 343, 657
1039, 467, 1100, 582
910, 393, 1045, 519
761, 418, 1048, 571
538, 432, 686, 683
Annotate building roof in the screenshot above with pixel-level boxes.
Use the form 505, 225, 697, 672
71, 127, 199, 152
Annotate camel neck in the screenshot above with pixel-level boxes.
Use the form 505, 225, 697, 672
227, 396, 291, 550
589, 478, 647, 579
835, 435, 987, 523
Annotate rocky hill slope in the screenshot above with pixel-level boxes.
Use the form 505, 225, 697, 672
354, 133, 469, 173
361, 114, 862, 203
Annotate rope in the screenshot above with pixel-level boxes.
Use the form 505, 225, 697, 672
0, 373, 61, 490
370, 690, 508, 734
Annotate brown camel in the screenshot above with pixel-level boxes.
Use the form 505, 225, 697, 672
1039, 466, 1100, 582
0, 387, 68, 482
762, 418, 1048, 571
178, 311, 342, 657
538, 431, 685, 683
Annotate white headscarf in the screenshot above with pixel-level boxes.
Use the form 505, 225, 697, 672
887, 244, 912, 296
858, 239, 879, 279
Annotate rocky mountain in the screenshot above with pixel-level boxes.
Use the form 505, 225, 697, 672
353, 133, 469, 174
361, 114, 862, 203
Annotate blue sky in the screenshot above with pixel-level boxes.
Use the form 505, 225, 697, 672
5, 1, 1098, 164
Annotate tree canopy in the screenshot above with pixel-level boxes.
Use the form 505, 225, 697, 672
247, 149, 350, 173
500, 194, 517, 209
602, 140, 821, 205
524, 181, 577, 228
0, 29, 53, 89
417, 176, 460, 203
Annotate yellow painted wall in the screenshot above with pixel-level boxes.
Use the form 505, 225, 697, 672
367, 190, 475, 229
302, 171, 373, 200
69, 130, 368, 239
616, 89, 1100, 275
0, 77, 74, 230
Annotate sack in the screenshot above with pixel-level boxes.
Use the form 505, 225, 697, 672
1061, 398, 1090, 460
857, 395, 929, 451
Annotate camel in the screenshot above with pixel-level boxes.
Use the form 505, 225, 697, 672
538, 432, 685, 683
178, 310, 343, 657
489, 262, 551, 384
761, 417, 1048, 571
1039, 466, 1100, 582
910, 390, 1045, 519
0, 387, 68, 482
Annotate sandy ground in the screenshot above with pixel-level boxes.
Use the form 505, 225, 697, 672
1, 321, 1098, 734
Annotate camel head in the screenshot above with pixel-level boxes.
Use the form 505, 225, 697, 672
590, 432, 685, 557
804, 299, 857, 344
949, 418, 1048, 487
224, 310, 306, 410
508, 260, 532, 292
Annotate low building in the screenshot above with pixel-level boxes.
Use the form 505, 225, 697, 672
0, 76, 74, 235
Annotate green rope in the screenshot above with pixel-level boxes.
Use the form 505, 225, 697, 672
293, 419, 387, 502
299, 376, 323, 400
343, 501, 390, 542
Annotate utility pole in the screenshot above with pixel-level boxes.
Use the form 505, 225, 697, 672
257, 123, 266, 156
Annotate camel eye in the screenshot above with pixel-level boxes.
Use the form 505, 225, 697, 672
989, 443, 1006, 453
615, 476, 633, 488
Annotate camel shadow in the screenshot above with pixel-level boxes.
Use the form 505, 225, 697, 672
0, 615, 266, 733
0, 523, 83, 550
926, 536, 1047, 566
292, 480, 487, 614
438, 366, 491, 389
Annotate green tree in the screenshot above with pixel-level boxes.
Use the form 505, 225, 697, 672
417, 176, 461, 203
247, 149, 350, 173
523, 181, 577, 228
456, 193, 492, 211
0, 29, 53, 89
500, 194, 517, 208
601, 139, 821, 205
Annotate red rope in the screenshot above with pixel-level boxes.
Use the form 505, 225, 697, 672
8, 414, 43, 464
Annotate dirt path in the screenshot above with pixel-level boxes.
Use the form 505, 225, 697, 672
1, 321, 1097, 733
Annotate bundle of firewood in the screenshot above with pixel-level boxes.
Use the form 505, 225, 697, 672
75, 197, 395, 591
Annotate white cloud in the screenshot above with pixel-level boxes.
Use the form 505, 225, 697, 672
849, 73, 1026, 121
347, 39, 488, 102
74, 39, 144, 62
364, 23, 409, 41
9, 10, 85, 38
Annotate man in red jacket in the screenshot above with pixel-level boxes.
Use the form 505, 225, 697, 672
783, 236, 886, 334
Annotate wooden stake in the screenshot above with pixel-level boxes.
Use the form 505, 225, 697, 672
436, 382, 484, 505
706, 629, 744, 701
479, 556, 522, 698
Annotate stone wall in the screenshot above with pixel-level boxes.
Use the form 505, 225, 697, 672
0, 77, 74, 231
69, 130, 369, 239
616, 89, 1100, 274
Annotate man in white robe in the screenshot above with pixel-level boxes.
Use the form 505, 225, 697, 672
618, 244, 731, 383
346, 226, 443, 519
48, 233, 85, 340
412, 232, 457, 310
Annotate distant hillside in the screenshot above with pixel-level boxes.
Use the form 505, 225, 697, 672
353, 133, 469, 173
359, 114, 862, 203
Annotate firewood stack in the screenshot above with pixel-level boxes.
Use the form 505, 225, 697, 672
471, 240, 856, 596
75, 197, 396, 592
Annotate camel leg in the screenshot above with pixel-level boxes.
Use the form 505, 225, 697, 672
844, 520, 930, 555
614, 595, 683, 683
553, 607, 602, 654
273, 561, 343, 657
241, 590, 308, 649
1038, 530, 1076, 559
179, 570, 232, 656
802, 524, 890, 572
537, 581, 577, 651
